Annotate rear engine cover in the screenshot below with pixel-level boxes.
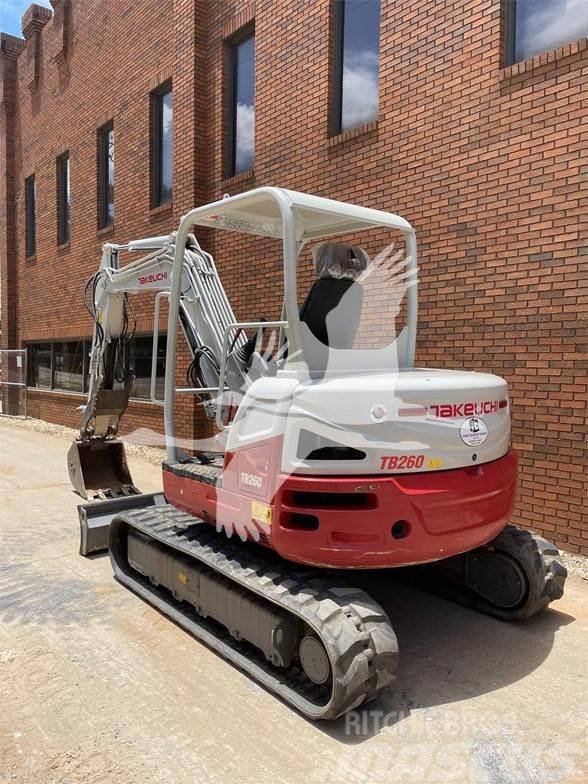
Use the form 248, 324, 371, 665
284, 368, 511, 475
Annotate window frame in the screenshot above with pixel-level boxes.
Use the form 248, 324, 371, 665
151, 81, 173, 208
127, 333, 167, 400
503, 0, 518, 67
27, 339, 87, 393
26, 334, 166, 400
225, 25, 255, 178
330, 0, 346, 136
52, 338, 85, 392
97, 121, 115, 230
27, 342, 52, 389
330, 0, 381, 136
56, 151, 71, 246
25, 174, 36, 258
504, 0, 588, 66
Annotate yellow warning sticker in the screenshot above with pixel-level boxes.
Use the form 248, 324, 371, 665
426, 458, 444, 469
251, 501, 272, 526
178, 572, 188, 585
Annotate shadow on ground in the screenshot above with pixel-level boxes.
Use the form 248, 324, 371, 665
0, 562, 107, 625
320, 571, 574, 743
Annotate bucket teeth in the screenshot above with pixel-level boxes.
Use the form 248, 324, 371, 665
67, 438, 137, 501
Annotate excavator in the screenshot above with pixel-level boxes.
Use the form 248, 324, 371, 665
67, 187, 567, 720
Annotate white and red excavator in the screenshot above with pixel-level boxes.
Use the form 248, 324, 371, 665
68, 188, 566, 720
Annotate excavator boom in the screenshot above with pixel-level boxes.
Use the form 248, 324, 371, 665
69, 231, 246, 548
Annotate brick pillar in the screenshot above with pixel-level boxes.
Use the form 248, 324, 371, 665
21, 4, 53, 91
0, 34, 25, 414
172, 0, 210, 217
172, 0, 215, 444
49, 0, 72, 64
0, 34, 24, 352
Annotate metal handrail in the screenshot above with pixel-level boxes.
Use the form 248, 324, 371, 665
150, 291, 169, 406
215, 320, 288, 431
0, 349, 27, 419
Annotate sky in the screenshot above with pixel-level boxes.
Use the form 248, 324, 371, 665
0, 0, 52, 38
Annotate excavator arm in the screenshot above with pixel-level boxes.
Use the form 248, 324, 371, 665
68, 231, 247, 530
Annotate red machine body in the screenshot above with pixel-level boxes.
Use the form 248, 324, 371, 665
162, 439, 518, 569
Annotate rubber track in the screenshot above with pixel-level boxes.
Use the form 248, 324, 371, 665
476, 524, 567, 620
109, 504, 399, 720
417, 525, 567, 621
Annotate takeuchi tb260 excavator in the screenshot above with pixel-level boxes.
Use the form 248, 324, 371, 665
68, 188, 567, 720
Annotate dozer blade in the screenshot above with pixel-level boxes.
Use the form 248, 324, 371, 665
78, 492, 166, 556
67, 438, 138, 501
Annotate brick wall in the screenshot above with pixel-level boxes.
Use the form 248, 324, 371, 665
0, 0, 586, 552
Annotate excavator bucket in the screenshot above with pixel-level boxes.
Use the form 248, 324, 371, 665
68, 438, 166, 556
67, 439, 138, 501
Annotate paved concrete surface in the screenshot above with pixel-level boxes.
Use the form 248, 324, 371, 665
0, 418, 586, 784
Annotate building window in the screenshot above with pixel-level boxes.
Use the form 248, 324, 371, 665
27, 335, 165, 399
506, 0, 588, 65
332, 0, 380, 134
28, 343, 51, 388
25, 175, 36, 258
151, 83, 173, 207
56, 152, 71, 245
227, 30, 255, 177
53, 340, 84, 392
128, 334, 167, 399
98, 122, 115, 229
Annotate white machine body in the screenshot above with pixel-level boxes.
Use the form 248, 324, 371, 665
226, 369, 510, 476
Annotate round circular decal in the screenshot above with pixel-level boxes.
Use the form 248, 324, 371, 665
460, 417, 488, 447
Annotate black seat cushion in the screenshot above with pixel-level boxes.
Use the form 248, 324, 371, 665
299, 278, 363, 349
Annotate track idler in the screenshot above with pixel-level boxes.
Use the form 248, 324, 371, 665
414, 524, 567, 621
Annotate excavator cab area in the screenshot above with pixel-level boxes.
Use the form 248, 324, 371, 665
176, 189, 420, 432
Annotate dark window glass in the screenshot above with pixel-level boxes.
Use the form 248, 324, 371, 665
128, 335, 167, 399
57, 152, 71, 245
228, 32, 255, 176
152, 84, 173, 207
334, 0, 380, 134
509, 0, 588, 64
84, 342, 91, 392
53, 340, 84, 391
29, 343, 51, 388
98, 123, 115, 229
25, 175, 36, 258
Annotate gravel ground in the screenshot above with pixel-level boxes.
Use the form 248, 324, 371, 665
1, 414, 166, 466
559, 552, 588, 582
4, 414, 587, 581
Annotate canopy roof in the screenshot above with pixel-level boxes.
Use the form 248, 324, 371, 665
187, 187, 413, 241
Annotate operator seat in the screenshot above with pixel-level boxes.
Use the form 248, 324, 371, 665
234, 242, 368, 370
300, 242, 368, 348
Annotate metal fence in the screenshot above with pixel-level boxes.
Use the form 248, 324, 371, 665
0, 349, 27, 419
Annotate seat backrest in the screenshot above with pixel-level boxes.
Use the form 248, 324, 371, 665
299, 243, 368, 349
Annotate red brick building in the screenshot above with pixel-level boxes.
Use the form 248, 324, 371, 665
0, 0, 586, 552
